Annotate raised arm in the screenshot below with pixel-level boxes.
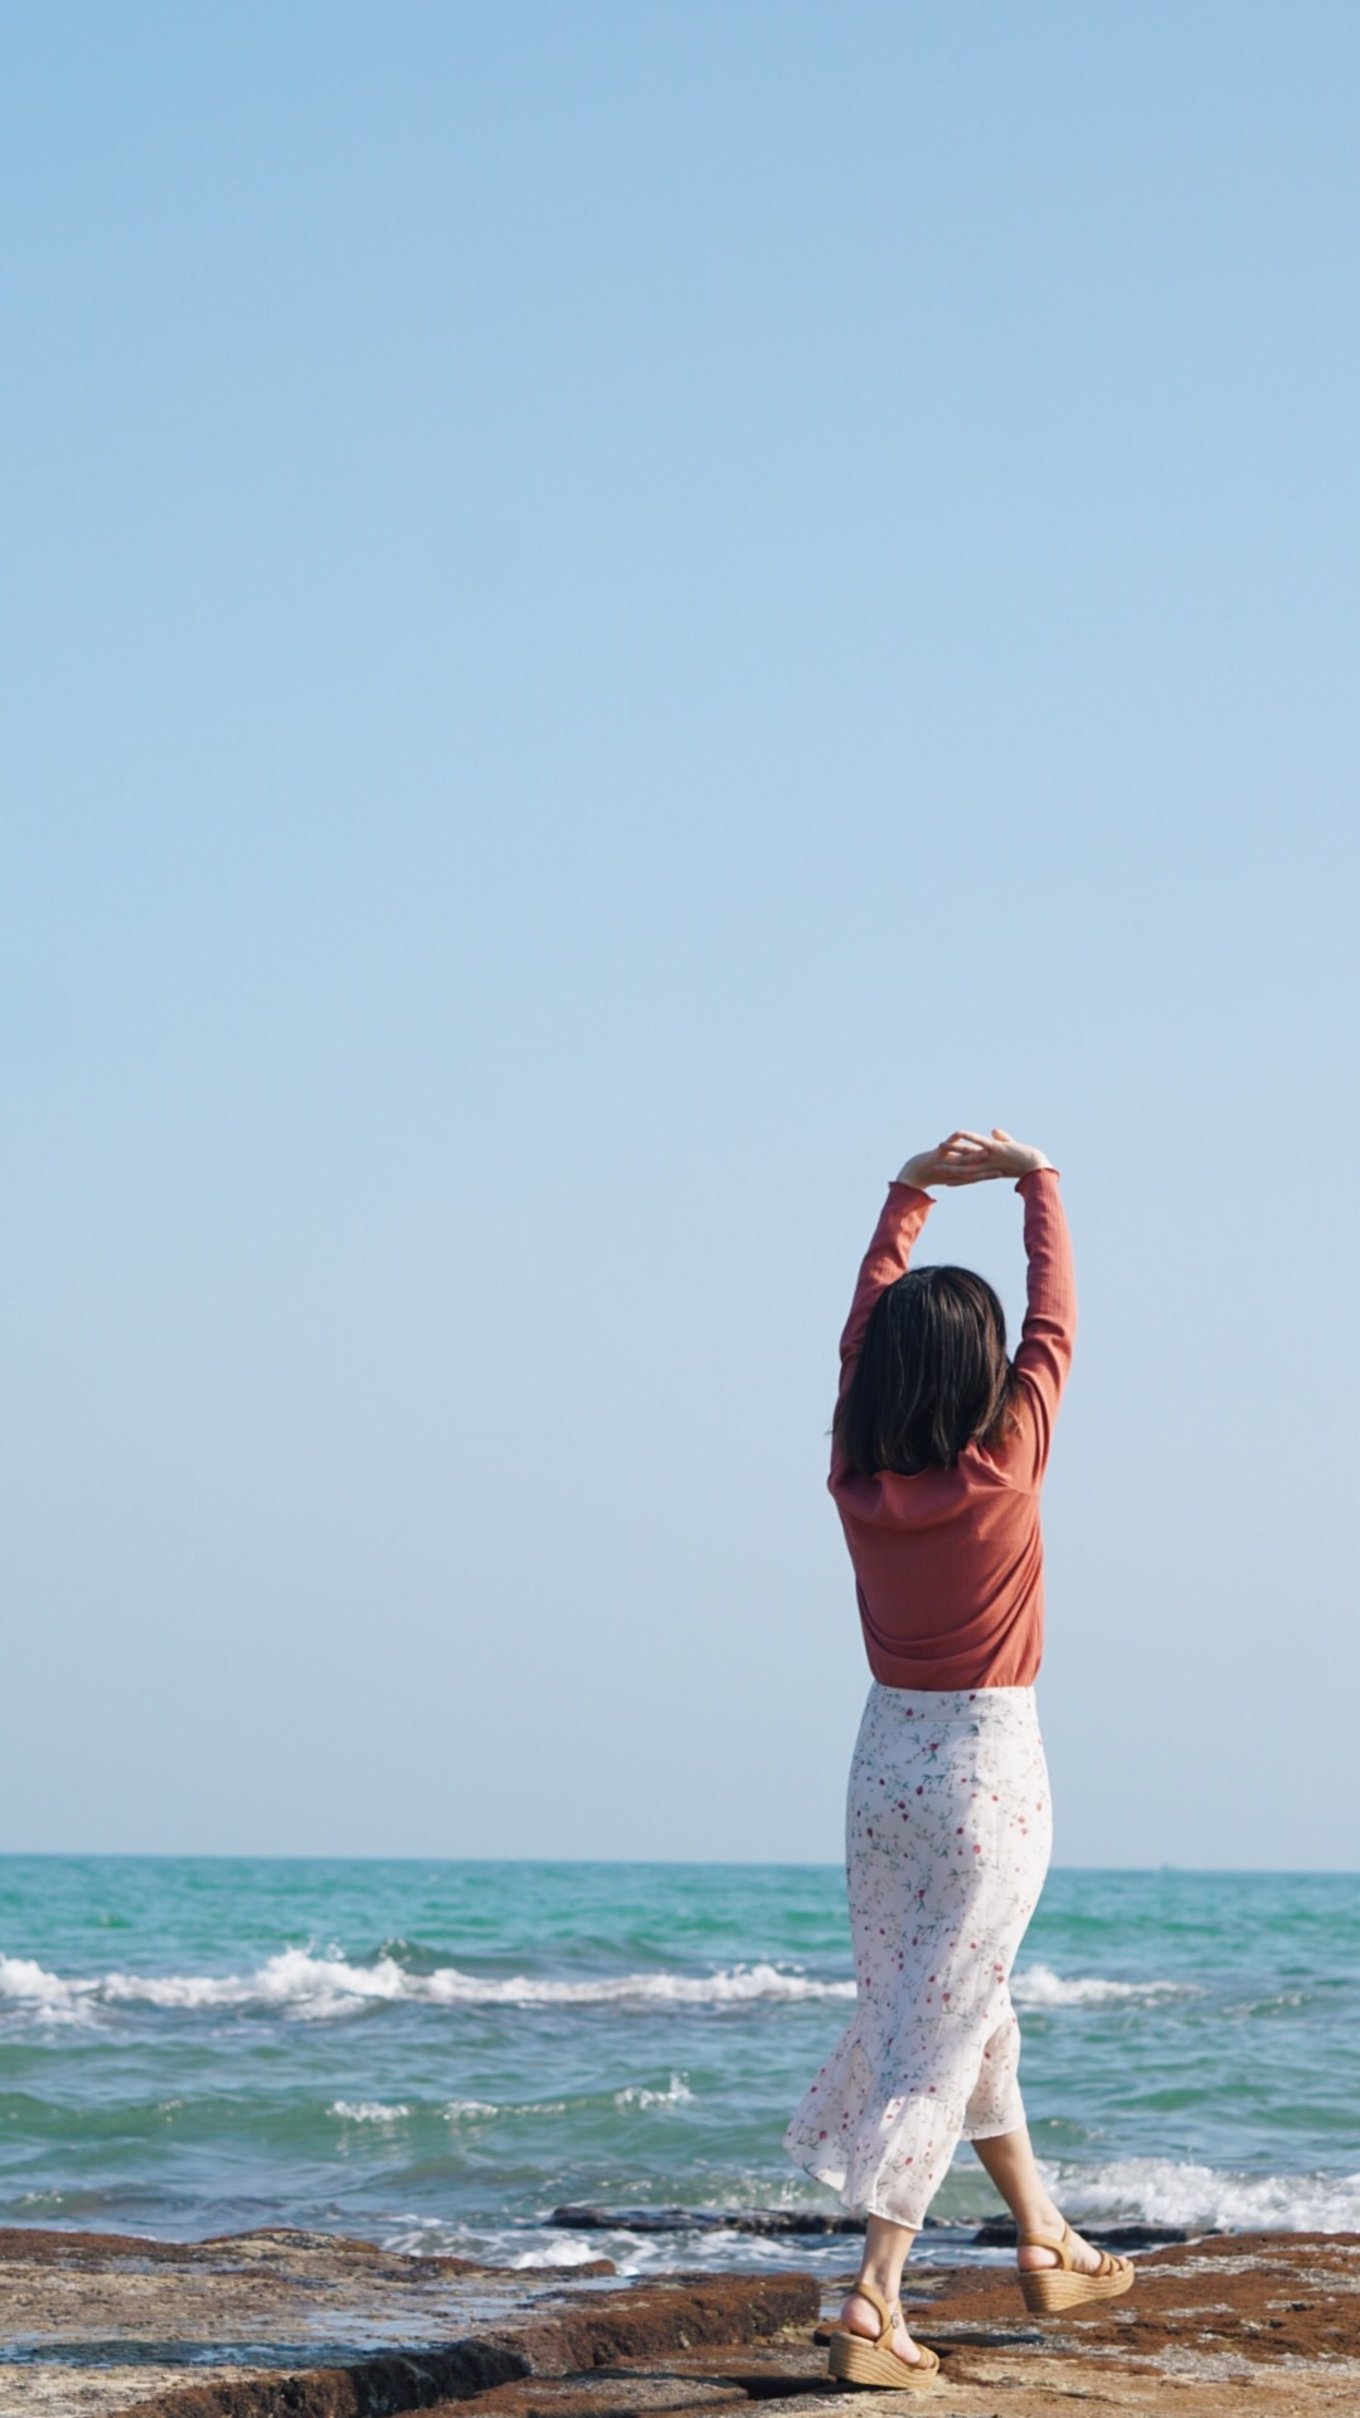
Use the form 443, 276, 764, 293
1011, 1167, 1076, 1474
945, 1128, 1076, 1480
836, 1183, 934, 1412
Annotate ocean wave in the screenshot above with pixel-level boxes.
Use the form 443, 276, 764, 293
1, 1945, 1202, 2026
502, 2235, 621, 2269
376, 2216, 832, 2279
328, 2100, 410, 2124
1053, 2155, 1360, 2236
0, 1956, 95, 2025
1012, 1964, 1196, 2008
0, 1947, 851, 2024
408, 1961, 854, 2009
613, 2074, 693, 2110
441, 2077, 692, 2123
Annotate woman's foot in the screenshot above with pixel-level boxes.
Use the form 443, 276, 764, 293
1014, 2215, 1135, 2315
1016, 2219, 1109, 2278
839, 2288, 927, 2368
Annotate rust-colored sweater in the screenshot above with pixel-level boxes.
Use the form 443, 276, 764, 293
828, 1168, 1075, 1690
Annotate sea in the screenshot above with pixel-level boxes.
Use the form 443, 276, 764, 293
2, 1858, 1358, 2277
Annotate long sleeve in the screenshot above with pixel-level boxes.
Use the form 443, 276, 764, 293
835, 1182, 934, 1418
1009, 1167, 1076, 1482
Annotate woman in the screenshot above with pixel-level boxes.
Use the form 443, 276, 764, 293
784, 1126, 1133, 2391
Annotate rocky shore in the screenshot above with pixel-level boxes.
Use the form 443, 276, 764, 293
2, 2222, 1357, 2418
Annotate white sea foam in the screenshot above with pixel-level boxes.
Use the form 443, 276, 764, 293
0, 1955, 94, 2023
414, 1961, 854, 2009
613, 2073, 693, 2110
1052, 2155, 1360, 2236
377, 2218, 635, 2271
378, 2154, 1360, 2278
0, 1949, 851, 2022
328, 2100, 410, 2123
502, 2236, 617, 2269
0, 1955, 74, 2005
1012, 1963, 1195, 2008
7, 1946, 1200, 2023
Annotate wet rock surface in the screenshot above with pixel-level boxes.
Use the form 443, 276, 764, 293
0, 2225, 1357, 2417
551, 2211, 870, 2240
550, 2207, 1190, 2250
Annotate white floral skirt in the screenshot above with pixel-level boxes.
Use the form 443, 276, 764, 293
784, 1680, 1052, 2230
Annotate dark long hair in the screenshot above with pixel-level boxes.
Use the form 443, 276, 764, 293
835, 1265, 1019, 1477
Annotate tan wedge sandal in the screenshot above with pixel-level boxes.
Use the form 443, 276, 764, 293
827, 2279, 941, 2391
1017, 2220, 1135, 2315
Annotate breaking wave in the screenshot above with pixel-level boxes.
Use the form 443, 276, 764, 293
1052, 2155, 1360, 2236
613, 2074, 693, 2109
0, 1948, 854, 2025
1012, 1964, 1196, 2008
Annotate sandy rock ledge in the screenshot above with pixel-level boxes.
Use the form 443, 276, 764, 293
0, 2225, 1357, 2418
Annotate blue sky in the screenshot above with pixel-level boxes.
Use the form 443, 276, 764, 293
3, 3, 1356, 1864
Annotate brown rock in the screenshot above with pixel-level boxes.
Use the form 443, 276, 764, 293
115, 2340, 527, 2418
549, 2208, 868, 2239
7, 2223, 1360, 2418
0, 2231, 817, 2418
446, 2375, 748, 2418
898, 2228, 1360, 2371
489, 2275, 820, 2377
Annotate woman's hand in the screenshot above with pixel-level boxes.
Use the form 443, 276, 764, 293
896, 1132, 1005, 1190
950, 1127, 1053, 1179
896, 1128, 1053, 1190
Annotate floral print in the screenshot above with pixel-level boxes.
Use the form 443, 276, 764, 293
784, 1681, 1052, 2229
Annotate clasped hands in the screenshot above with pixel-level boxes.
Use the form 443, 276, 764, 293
897, 1128, 1052, 1191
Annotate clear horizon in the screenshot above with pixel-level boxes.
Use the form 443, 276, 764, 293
3, 1851, 1356, 1879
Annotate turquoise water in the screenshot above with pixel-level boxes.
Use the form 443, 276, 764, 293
2, 1858, 1358, 2274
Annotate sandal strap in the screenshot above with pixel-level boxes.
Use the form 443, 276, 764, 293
1019, 2225, 1130, 2280
849, 2279, 897, 2344
1017, 2220, 1074, 2270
